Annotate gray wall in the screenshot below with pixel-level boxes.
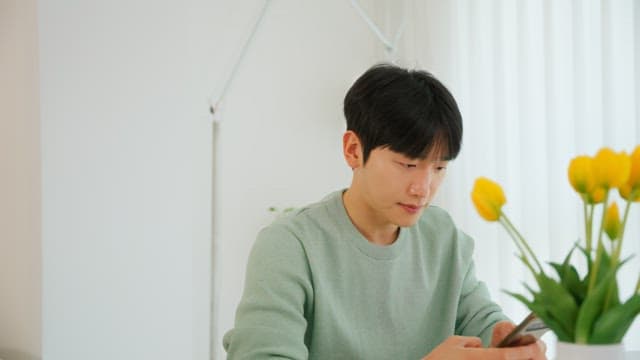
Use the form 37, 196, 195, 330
0, 0, 41, 359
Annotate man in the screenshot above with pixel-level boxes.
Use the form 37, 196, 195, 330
223, 64, 547, 359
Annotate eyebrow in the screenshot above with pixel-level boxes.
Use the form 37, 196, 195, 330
402, 155, 450, 162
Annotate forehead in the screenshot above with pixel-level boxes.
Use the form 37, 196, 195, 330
387, 131, 453, 161
376, 146, 449, 162
417, 135, 451, 160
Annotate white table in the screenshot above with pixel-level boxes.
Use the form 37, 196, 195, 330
555, 350, 639, 359
626, 351, 640, 359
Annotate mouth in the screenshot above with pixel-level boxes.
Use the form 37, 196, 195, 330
398, 203, 426, 214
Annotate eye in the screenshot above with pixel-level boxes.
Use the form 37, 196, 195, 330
397, 161, 417, 168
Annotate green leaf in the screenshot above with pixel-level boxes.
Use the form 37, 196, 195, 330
534, 273, 579, 339
603, 279, 621, 310
596, 250, 614, 284
523, 283, 539, 300
547, 246, 575, 282
529, 306, 573, 342
590, 294, 640, 343
505, 290, 573, 342
549, 262, 586, 305
574, 266, 619, 343
577, 245, 593, 268
504, 290, 533, 308
549, 262, 565, 280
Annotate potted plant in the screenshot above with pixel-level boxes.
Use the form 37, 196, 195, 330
471, 146, 640, 360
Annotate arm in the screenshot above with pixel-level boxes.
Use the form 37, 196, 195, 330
455, 233, 510, 346
444, 232, 548, 359
223, 225, 314, 359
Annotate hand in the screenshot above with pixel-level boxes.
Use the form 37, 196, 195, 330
491, 321, 521, 347
491, 321, 547, 358
421, 334, 547, 360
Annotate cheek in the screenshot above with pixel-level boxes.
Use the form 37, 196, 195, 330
367, 172, 404, 204
429, 175, 445, 193
382, 175, 408, 201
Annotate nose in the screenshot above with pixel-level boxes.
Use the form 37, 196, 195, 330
409, 169, 433, 198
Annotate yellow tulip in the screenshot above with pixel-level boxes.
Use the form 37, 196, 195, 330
619, 146, 640, 202
587, 186, 607, 204
471, 177, 506, 221
603, 202, 622, 240
629, 146, 640, 187
568, 155, 594, 194
592, 148, 631, 189
619, 183, 640, 202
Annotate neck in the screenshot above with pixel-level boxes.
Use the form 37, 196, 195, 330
342, 188, 399, 246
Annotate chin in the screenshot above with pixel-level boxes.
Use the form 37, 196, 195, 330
395, 216, 421, 228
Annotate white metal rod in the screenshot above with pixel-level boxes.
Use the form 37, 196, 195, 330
350, 0, 393, 51
211, 0, 272, 116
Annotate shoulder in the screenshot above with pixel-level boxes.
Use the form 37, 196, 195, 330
252, 192, 338, 258
272, 197, 329, 229
245, 218, 315, 291
265, 192, 339, 239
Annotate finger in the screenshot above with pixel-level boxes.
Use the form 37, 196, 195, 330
510, 334, 536, 347
534, 339, 547, 358
516, 340, 546, 355
516, 341, 547, 359
475, 345, 537, 360
445, 335, 483, 348
491, 321, 517, 347
494, 321, 517, 337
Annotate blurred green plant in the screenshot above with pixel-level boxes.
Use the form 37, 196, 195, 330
268, 206, 296, 217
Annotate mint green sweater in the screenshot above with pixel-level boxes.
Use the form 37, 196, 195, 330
223, 191, 508, 359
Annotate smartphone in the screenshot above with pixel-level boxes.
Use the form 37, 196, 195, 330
496, 312, 549, 348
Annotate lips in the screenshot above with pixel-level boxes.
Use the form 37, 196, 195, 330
399, 203, 425, 214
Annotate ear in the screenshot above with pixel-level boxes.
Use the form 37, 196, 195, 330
343, 131, 364, 169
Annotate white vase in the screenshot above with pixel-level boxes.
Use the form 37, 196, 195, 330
555, 341, 625, 360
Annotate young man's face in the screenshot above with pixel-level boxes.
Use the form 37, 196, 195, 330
345, 132, 449, 229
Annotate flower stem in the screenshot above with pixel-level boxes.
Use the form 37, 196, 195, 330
587, 204, 595, 258
603, 197, 635, 310
614, 189, 638, 261
498, 216, 536, 276
613, 199, 632, 263
583, 198, 592, 254
501, 213, 545, 275
588, 190, 610, 294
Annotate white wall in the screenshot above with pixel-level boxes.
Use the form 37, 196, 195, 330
0, 0, 42, 359
36, 0, 382, 359
211, 1, 381, 358
38, 1, 216, 359
28, 1, 640, 358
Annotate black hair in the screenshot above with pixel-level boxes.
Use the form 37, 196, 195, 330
343, 63, 463, 164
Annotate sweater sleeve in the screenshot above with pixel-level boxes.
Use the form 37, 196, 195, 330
223, 224, 314, 359
454, 232, 511, 347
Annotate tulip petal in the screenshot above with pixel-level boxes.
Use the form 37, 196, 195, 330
604, 202, 622, 240
592, 148, 631, 189
471, 177, 506, 222
568, 156, 594, 194
626, 145, 640, 189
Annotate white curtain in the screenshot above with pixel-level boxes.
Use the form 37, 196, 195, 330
377, 0, 640, 352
